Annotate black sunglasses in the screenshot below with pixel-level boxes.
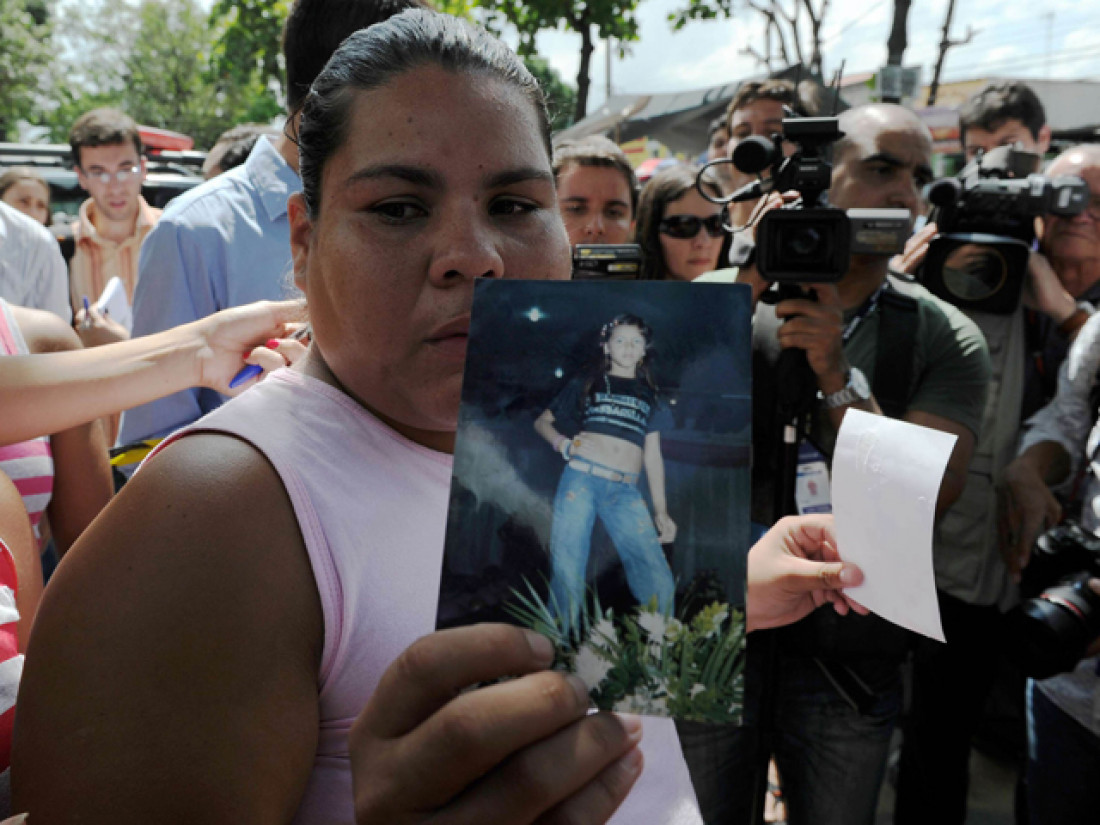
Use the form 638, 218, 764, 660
658, 214, 725, 239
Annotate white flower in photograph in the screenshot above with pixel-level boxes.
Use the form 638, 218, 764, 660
574, 643, 613, 687
590, 615, 619, 647
690, 683, 707, 699
636, 610, 668, 642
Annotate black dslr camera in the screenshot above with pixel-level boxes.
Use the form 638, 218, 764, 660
1006, 522, 1100, 679
698, 115, 909, 283
919, 145, 1090, 314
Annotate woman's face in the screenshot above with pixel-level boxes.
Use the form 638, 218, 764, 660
2, 179, 50, 226
657, 188, 724, 282
289, 65, 570, 447
604, 324, 647, 374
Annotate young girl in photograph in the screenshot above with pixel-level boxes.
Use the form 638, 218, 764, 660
534, 313, 676, 635
13, 11, 866, 824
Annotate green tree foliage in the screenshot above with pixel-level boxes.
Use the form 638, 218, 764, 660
0, 0, 55, 139
524, 56, 577, 132
208, 0, 288, 125
475, 0, 644, 123
32, 0, 286, 149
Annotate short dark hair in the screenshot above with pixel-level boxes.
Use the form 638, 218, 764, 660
552, 136, 639, 216
69, 108, 142, 168
297, 9, 551, 218
636, 163, 723, 281
284, 0, 432, 113
959, 81, 1047, 141
708, 116, 728, 141
203, 123, 278, 177
725, 79, 802, 133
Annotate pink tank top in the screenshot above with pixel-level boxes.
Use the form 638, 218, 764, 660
0, 299, 54, 540
157, 369, 701, 824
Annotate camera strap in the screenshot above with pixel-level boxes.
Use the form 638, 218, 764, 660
872, 287, 920, 419
841, 282, 888, 344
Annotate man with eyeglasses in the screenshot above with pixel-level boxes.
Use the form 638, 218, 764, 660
68, 108, 162, 335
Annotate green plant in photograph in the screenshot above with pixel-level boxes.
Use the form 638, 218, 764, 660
505, 578, 745, 723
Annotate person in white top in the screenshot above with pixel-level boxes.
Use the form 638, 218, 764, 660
0, 201, 70, 324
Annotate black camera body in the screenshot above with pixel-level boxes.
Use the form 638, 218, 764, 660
920, 146, 1090, 315
728, 117, 909, 283
1007, 522, 1100, 679
571, 244, 643, 280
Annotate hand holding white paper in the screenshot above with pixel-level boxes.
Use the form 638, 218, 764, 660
95, 276, 132, 333
832, 409, 956, 642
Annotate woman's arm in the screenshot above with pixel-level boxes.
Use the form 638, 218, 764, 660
0, 473, 43, 651
642, 432, 676, 543
534, 409, 567, 452
0, 300, 304, 446
13, 306, 114, 558
12, 434, 324, 822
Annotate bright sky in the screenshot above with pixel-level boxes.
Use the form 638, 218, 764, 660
496, 0, 1100, 114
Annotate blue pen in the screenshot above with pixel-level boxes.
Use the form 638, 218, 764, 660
229, 363, 263, 389
80, 296, 91, 330
230, 324, 309, 389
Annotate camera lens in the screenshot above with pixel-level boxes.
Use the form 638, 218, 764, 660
942, 243, 1007, 300
1007, 575, 1100, 679
790, 227, 824, 258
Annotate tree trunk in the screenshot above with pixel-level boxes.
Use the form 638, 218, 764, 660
927, 0, 958, 106
574, 19, 594, 123
886, 0, 912, 66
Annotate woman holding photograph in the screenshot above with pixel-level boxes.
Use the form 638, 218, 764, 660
534, 314, 676, 635
13, 10, 867, 825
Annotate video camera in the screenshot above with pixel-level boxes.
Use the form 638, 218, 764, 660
698, 115, 910, 283
571, 244, 643, 281
1006, 521, 1100, 679
918, 145, 1090, 314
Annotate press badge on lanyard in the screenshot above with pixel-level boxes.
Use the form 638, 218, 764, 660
795, 440, 832, 514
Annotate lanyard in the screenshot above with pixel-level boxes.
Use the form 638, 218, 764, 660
841, 282, 888, 344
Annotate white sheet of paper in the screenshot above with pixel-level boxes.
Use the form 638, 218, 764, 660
832, 409, 956, 642
95, 276, 132, 333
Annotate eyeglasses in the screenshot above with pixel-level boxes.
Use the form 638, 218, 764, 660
81, 165, 141, 186
658, 214, 725, 239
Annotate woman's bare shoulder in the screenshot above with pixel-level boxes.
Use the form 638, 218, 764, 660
13, 431, 325, 819
9, 304, 80, 354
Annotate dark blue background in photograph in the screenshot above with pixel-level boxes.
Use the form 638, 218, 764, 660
438, 279, 752, 630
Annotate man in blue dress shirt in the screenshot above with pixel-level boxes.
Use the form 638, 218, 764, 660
120, 0, 428, 444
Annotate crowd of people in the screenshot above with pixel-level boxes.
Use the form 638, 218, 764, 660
0, 0, 1098, 823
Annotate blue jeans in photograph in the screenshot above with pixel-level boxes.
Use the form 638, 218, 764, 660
548, 464, 674, 635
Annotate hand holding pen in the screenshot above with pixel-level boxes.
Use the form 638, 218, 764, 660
229, 323, 311, 389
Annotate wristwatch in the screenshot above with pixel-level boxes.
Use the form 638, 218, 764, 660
821, 367, 871, 409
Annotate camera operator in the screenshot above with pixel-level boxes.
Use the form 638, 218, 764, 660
1000, 310, 1100, 822
679, 104, 991, 825
552, 136, 638, 246
706, 116, 735, 192
890, 97, 1098, 825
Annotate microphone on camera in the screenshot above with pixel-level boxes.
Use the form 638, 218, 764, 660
727, 178, 776, 203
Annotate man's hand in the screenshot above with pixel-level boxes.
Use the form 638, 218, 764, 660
350, 625, 643, 825
1024, 251, 1077, 324
998, 456, 1063, 582
74, 305, 129, 348
889, 221, 938, 276
746, 514, 867, 632
774, 283, 848, 390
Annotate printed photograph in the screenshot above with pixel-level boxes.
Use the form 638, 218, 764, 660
438, 279, 752, 722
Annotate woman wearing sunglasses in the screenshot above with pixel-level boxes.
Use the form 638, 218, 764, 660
637, 164, 727, 281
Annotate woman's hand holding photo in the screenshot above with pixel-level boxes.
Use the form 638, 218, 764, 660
349, 624, 643, 825
745, 514, 867, 633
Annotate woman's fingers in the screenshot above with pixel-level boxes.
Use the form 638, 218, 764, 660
450, 713, 643, 824
357, 624, 554, 740
390, 670, 594, 809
